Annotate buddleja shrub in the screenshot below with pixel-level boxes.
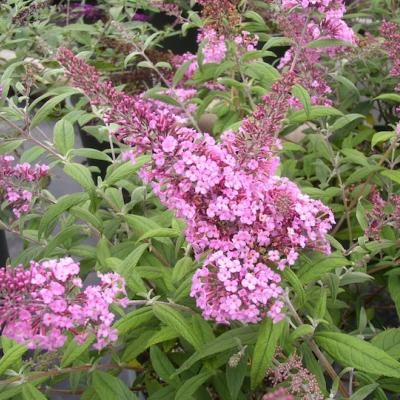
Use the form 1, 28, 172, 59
1, 0, 400, 399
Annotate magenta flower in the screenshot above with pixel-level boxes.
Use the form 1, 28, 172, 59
57, 47, 334, 324
381, 20, 400, 96
262, 388, 294, 400
0, 257, 127, 351
0, 155, 48, 218
278, 0, 356, 106
132, 12, 151, 22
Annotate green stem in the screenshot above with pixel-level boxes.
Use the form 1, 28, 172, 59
285, 294, 350, 399
0, 363, 143, 387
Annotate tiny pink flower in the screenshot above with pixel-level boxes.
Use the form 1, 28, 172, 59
162, 136, 177, 153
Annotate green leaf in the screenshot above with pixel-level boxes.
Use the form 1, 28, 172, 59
44, 225, 87, 255
155, 62, 171, 70
388, 274, 400, 318
380, 169, 400, 185
314, 289, 327, 320
137, 228, 179, 242
148, 386, 175, 400
30, 90, 80, 128
350, 383, 379, 400
282, 268, 306, 306
20, 146, 46, 163
64, 163, 96, 194
298, 255, 351, 284
70, 206, 103, 232
0, 343, 27, 375
250, 319, 284, 389
153, 304, 202, 349
0, 61, 24, 96
264, 36, 293, 49
21, 384, 47, 400
118, 243, 149, 277
378, 376, 400, 393
173, 60, 193, 87
330, 75, 360, 99
122, 327, 178, 362
372, 329, 400, 360
226, 352, 247, 400
356, 373, 388, 400
71, 148, 112, 162
241, 50, 276, 62
0, 139, 25, 155
331, 114, 364, 133
371, 131, 395, 148
290, 325, 314, 342
346, 165, 382, 185
38, 192, 89, 238
172, 257, 195, 285
375, 93, 400, 103
341, 272, 373, 286
173, 326, 258, 376
289, 106, 342, 123
356, 200, 368, 230
124, 51, 141, 68
292, 84, 311, 117
125, 215, 161, 237
92, 371, 137, 400
104, 156, 150, 186
150, 346, 181, 387
61, 335, 95, 368
114, 245, 149, 294
149, 93, 182, 108
54, 118, 75, 155
306, 38, 354, 48
301, 343, 327, 395
114, 306, 154, 336
244, 61, 280, 83
315, 332, 400, 378
244, 10, 265, 25
174, 370, 213, 400
0, 387, 22, 400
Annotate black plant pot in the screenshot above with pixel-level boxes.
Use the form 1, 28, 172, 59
78, 125, 111, 181
150, 12, 199, 54
0, 230, 9, 266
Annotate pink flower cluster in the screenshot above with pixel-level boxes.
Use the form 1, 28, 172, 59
57, 49, 334, 324
0, 155, 48, 218
172, 28, 258, 90
262, 388, 294, 400
147, 0, 183, 21
268, 353, 323, 399
365, 187, 400, 239
0, 257, 127, 351
198, 27, 228, 64
278, 0, 355, 105
380, 20, 400, 95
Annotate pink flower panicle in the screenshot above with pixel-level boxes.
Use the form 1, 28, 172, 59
57, 48, 180, 152
262, 388, 294, 400
0, 257, 127, 351
148, 0, 183, 21
198, 27, 228, 64
268, 353, 323, 400
278, 0, 355, 106
57, 49, 334, 325
364, 187, 386, 239
380, 20, 400, 95
365, 188, 400, 239
0, 155, 48, 218
172, 29, 258, 87
236, 72, 295, 165
197, 0, 241, 34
